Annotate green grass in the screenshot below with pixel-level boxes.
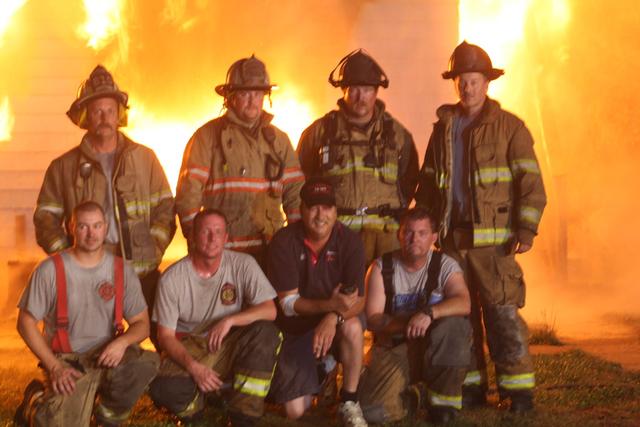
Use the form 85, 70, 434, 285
3, 349, 639, 426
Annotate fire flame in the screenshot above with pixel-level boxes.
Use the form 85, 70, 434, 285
124, 86, 316, 193
0, 0, 27, 46
0, 96, 15, 142
77, 0, 127, 53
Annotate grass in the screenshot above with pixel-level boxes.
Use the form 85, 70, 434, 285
529, 311, 563, 346
3, 348, 640, 427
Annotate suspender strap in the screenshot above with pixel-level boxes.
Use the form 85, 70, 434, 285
51, 254, 126, 353
422, 250, 443, 307
113, 256, 125, 336
381, 252, 395, 314
51, 254, 73, 354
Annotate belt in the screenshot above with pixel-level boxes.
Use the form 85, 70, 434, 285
337, 204, 405, 218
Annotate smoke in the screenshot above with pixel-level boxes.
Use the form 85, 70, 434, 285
508, 1, 640, 336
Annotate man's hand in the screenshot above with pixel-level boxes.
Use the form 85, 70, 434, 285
208, 317, 233, 353
406, 312, 432, 339
97, 338, 128, 368
187, 360, 223, 392
515, 242, 532, 254
313, 313, 339, 358
508, 237, 533, 254
329, 284, 358, 313
49, 362, 83, 395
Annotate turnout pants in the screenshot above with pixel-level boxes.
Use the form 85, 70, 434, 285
443, 229, 535, 398
360, 228, 400, 266
359, 317, 471, 423
149, 321, 282, 419
26, 346, 159, 427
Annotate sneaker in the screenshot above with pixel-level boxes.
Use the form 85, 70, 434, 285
14, 379, 45, 426
338, 401, 368, 427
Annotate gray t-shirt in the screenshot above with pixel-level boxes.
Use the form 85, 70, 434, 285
95, 150, 119, 245
153, 250, 277, 336
375, 250, 462, 314
18, 251, 147, 353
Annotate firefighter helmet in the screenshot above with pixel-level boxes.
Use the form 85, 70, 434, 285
328, 49, 389, 88
66, 65, 129, 129
215, 55, 276, 97
442, 41, 504, 81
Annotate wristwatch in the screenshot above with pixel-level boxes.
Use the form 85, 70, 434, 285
423, 306, 435, 321
332, 311, 345, 326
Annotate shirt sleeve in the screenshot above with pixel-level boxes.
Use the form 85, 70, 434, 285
438, 253, 463, 290
123, 261, 147, 319
152, 269, 180, 330
240, 255, 277, 305
267, 230, 300, 293
17, 259, 56, 321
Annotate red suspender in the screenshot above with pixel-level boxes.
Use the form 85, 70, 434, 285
113, 256, 125, 336
51, 254, 126, 353
51, 254, 73, 353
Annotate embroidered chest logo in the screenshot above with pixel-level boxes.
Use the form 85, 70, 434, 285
98, 281, 115, 301
325, 250, 337, 262
220, 282, 237, 305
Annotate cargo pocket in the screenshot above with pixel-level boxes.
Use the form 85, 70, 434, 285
115, 175, 144, 219
495, 255, 526, 307
131, 221, 156, 261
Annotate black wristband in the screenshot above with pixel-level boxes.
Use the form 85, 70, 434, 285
332, 311, 345, 326
423, 306, 435, 321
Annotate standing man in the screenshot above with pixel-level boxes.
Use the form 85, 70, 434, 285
149, 209, 281, 427
176, 55, 304, 266
15, 201, 159, 427
33, 65, 176, 341
359, 207, 471, 424
297, 49, 419, 264
415, 41, 547, 412
266, 178, 367, 427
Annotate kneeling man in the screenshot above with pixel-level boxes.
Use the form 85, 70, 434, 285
360, 208, 471, 424
15, 201, 158, 427
267, 178, 368, 427
149, 209, 281, 426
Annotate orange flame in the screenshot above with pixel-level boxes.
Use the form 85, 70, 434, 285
77, 0, 127, 55
267, 86, 317, 149
0, 96, 15, 142
0, 0, 27, 46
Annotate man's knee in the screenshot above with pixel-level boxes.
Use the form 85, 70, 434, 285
428, 317, 472, 366
149, 376, 200, 415
339, 316, 363, 344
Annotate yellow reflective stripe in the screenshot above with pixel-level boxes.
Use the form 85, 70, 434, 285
325, 160, 397, 181
475, 167, 512, 184
511, 159, 540, 174
132, 260, 157, 275
176, 391, 202, 418
95, 403, 130, 422
437, 172, 447, 189
339, 215, 399, 232
473, 228, 512, 246
463, 370, 485, 386
427, 388, 462, 410
149, 190, 173, 207
498, 372, 535, 390
519, 206, 541, 225
150, 224, 171, 243
49, 237, 68, 253
233, 374, 271, 397
37, 203, 65, 215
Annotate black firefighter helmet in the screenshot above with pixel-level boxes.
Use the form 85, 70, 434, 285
442, 41, 504, 81
215, 54, 276, 97
328, 49, 389, 88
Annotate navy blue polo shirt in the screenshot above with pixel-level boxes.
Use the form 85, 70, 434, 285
267, 221, 365, 334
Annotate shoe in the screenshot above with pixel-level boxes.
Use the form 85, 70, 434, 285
461, 385, 486, 409
14, 379, 45, 426
509, 392, 534, 413
429, 406, 458, 425
338, 401, 368, 427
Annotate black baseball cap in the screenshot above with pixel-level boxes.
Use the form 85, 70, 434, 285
300, 177, 336, 207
